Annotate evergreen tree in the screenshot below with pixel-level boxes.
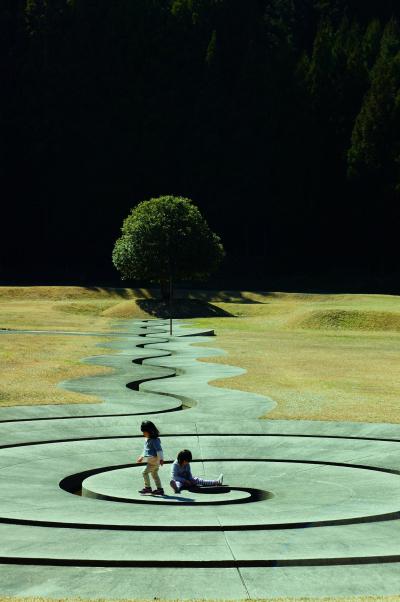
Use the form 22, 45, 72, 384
112, 195, 225, 297
348, 19, 400, 187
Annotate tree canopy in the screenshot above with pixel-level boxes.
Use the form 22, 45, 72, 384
112, 196, 225, 293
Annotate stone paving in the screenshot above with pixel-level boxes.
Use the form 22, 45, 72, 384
1, 319, 400, 598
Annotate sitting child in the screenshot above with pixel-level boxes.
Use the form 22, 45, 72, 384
170, 449, 223, 493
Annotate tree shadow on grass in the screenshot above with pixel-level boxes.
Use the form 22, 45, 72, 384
177, 289, 265, 304
83, 287, 269, 303
136, 298, 234, 318
84, 286, 150, 299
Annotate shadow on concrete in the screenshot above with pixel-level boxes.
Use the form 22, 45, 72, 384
151, 493, 195, 502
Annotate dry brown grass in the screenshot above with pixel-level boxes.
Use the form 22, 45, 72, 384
0, 300, 119, 331
0, 286, 176, 407
0, 287, 132, 407
2, 287, 400, 420
0, 286, 156, 331
196, 327, 400, 422
102, 300, 154, 319
0, 333, 113, 406
189, 292, 400, 423
0, 286, 153, 301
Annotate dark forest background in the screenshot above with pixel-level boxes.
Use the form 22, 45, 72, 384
1, 0, 400, 290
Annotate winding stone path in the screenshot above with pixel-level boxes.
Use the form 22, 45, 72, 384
1, 319, 400, 598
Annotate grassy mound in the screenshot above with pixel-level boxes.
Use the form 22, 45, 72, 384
102, 300, 153, 319
1, 287, 400, 419
54, 301, 117, 315
291, 309, 400, 332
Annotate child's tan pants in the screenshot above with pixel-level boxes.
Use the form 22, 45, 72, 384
142, 456, 162, 489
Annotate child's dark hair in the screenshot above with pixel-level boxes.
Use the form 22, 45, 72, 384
140, 421, 160, 438
177, 449, 192, 464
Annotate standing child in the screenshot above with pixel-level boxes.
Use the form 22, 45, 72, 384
170, 449, 223, 493
136, 420, 164, 495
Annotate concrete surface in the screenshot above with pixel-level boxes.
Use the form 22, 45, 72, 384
1, 318, 400, 598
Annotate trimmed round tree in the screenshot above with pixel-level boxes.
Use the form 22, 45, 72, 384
112, 196, 225, 324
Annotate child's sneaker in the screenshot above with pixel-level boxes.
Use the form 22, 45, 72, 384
138, 486, 152, 495
152, 488, 165, 496
170, 480, 180, 493
218, 474, 224, 486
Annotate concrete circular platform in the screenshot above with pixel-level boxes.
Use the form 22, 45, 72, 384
81, 467, 253, 504
0, 440, 398, 529
75, 456, 400, 525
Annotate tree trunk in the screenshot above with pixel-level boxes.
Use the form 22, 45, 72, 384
160, 279, 169, 301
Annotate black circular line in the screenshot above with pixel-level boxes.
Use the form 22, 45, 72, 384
61, 461, 272, 506
32, 457, 397, 530
59, 457, 400, 496
2, 509, 400, 532
0, 555, 400, 568
2, 433, 400, 450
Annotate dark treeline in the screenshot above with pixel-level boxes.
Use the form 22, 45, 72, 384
1, 0, 400, 289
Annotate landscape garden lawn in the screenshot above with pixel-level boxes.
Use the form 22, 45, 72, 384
0, 286, 150, 407
1, 287, 400, 421
0, 286, 152, 331
0, 333, 113, 406
188, 291, 400, 423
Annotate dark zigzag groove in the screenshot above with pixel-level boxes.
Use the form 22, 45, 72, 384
0, 328, 195, 422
